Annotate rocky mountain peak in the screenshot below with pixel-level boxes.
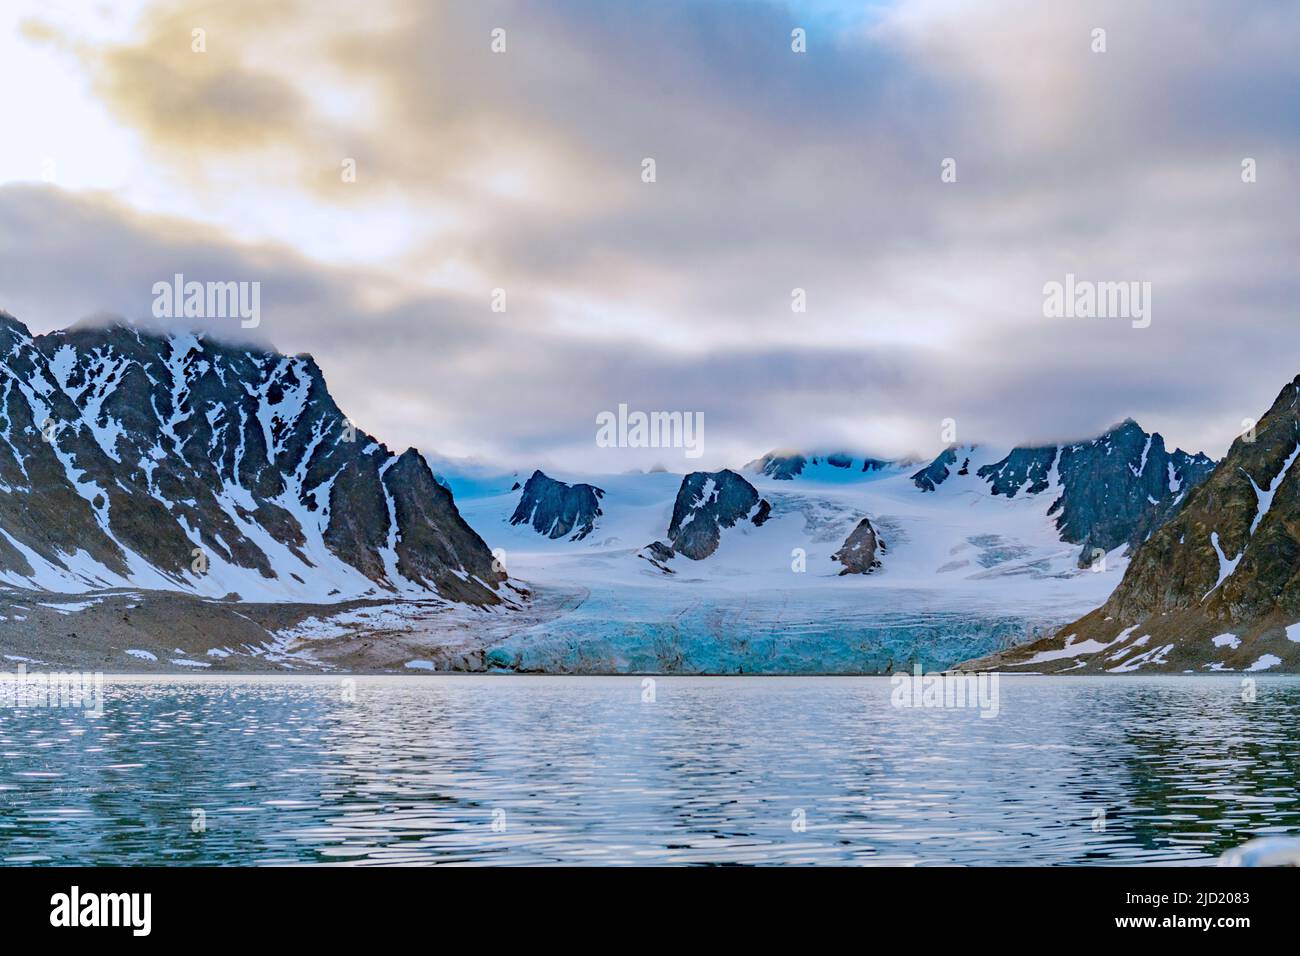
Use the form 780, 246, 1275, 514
0, 314, 502, 604
509, 470, 605, 541
639, 469, 771, 566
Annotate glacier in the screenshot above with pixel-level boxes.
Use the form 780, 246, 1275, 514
450, 450, 1130, 673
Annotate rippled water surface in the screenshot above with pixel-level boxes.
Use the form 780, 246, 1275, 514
2, 675, 1299, 865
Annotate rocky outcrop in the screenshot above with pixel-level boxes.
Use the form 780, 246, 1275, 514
642, 469, 771, 563
961, 380, 1300, 673
636, 540, 676, 573
977, 446, 1056, 497
831, 518, 885, 574
910, 447, 968, 490
0, 312, 503, 604
509, 470, 604, 541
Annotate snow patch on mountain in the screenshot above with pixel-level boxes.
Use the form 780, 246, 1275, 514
0, 312, 501, 605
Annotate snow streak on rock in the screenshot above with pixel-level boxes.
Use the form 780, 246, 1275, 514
0, 312, 502, 604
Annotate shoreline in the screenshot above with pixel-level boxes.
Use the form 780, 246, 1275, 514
5, 586, 1298, 676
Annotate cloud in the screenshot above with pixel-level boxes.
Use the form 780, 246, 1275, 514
5, 1, 1300, 470
0, 184, 933, 468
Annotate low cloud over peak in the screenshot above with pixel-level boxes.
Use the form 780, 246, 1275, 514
2, 1, 1297, 471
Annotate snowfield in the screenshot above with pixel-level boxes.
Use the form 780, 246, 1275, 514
447, 450, 1129, 673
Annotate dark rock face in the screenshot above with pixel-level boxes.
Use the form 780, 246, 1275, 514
509, 470, 604, 541
1046, 421, 1213, 561
912, 423, 1214, 563
1108, 383, 1300, 624
383, 450, 501, 603
831, 518, 885, 574
664, 469, 770, 560
0, 312, 503, 604
977, 447, 1056, 497
637, 540, 677, 573
911, 448, 962, 491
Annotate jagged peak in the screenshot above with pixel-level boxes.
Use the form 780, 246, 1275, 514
0, 309, 498, 605
518, 468, 604, 496
30, 319, 338, 417
30, 313, 281, 361
1259, 375, 1300, 418
0, 308, 33, 336
510, 469, 605, 541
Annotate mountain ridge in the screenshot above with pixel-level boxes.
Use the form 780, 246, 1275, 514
908, 421, 1214, 564
0, 311, 503, 604
963, 376, 1300, 674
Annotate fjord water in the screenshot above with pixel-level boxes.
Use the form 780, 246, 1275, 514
2, 676, 1298, 866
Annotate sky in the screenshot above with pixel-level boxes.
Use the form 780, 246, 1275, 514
1, 0, 1297, 473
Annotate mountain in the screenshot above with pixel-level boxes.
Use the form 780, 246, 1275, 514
645, 469, 771, 563
0, 312, 502, 604
509, 470, 604, 541
911, 421, 1214, 565
964, 379, 1300, 674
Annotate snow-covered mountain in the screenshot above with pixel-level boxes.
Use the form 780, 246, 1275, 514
909, 421, 1214, 564
967, 376, 1300, 674
0, 312, 502, 604
450, 422, 1211, 672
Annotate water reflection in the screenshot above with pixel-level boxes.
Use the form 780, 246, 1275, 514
1, 675, 1298, 865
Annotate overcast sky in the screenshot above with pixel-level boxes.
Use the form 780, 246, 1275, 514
1, 0, 1297, 472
